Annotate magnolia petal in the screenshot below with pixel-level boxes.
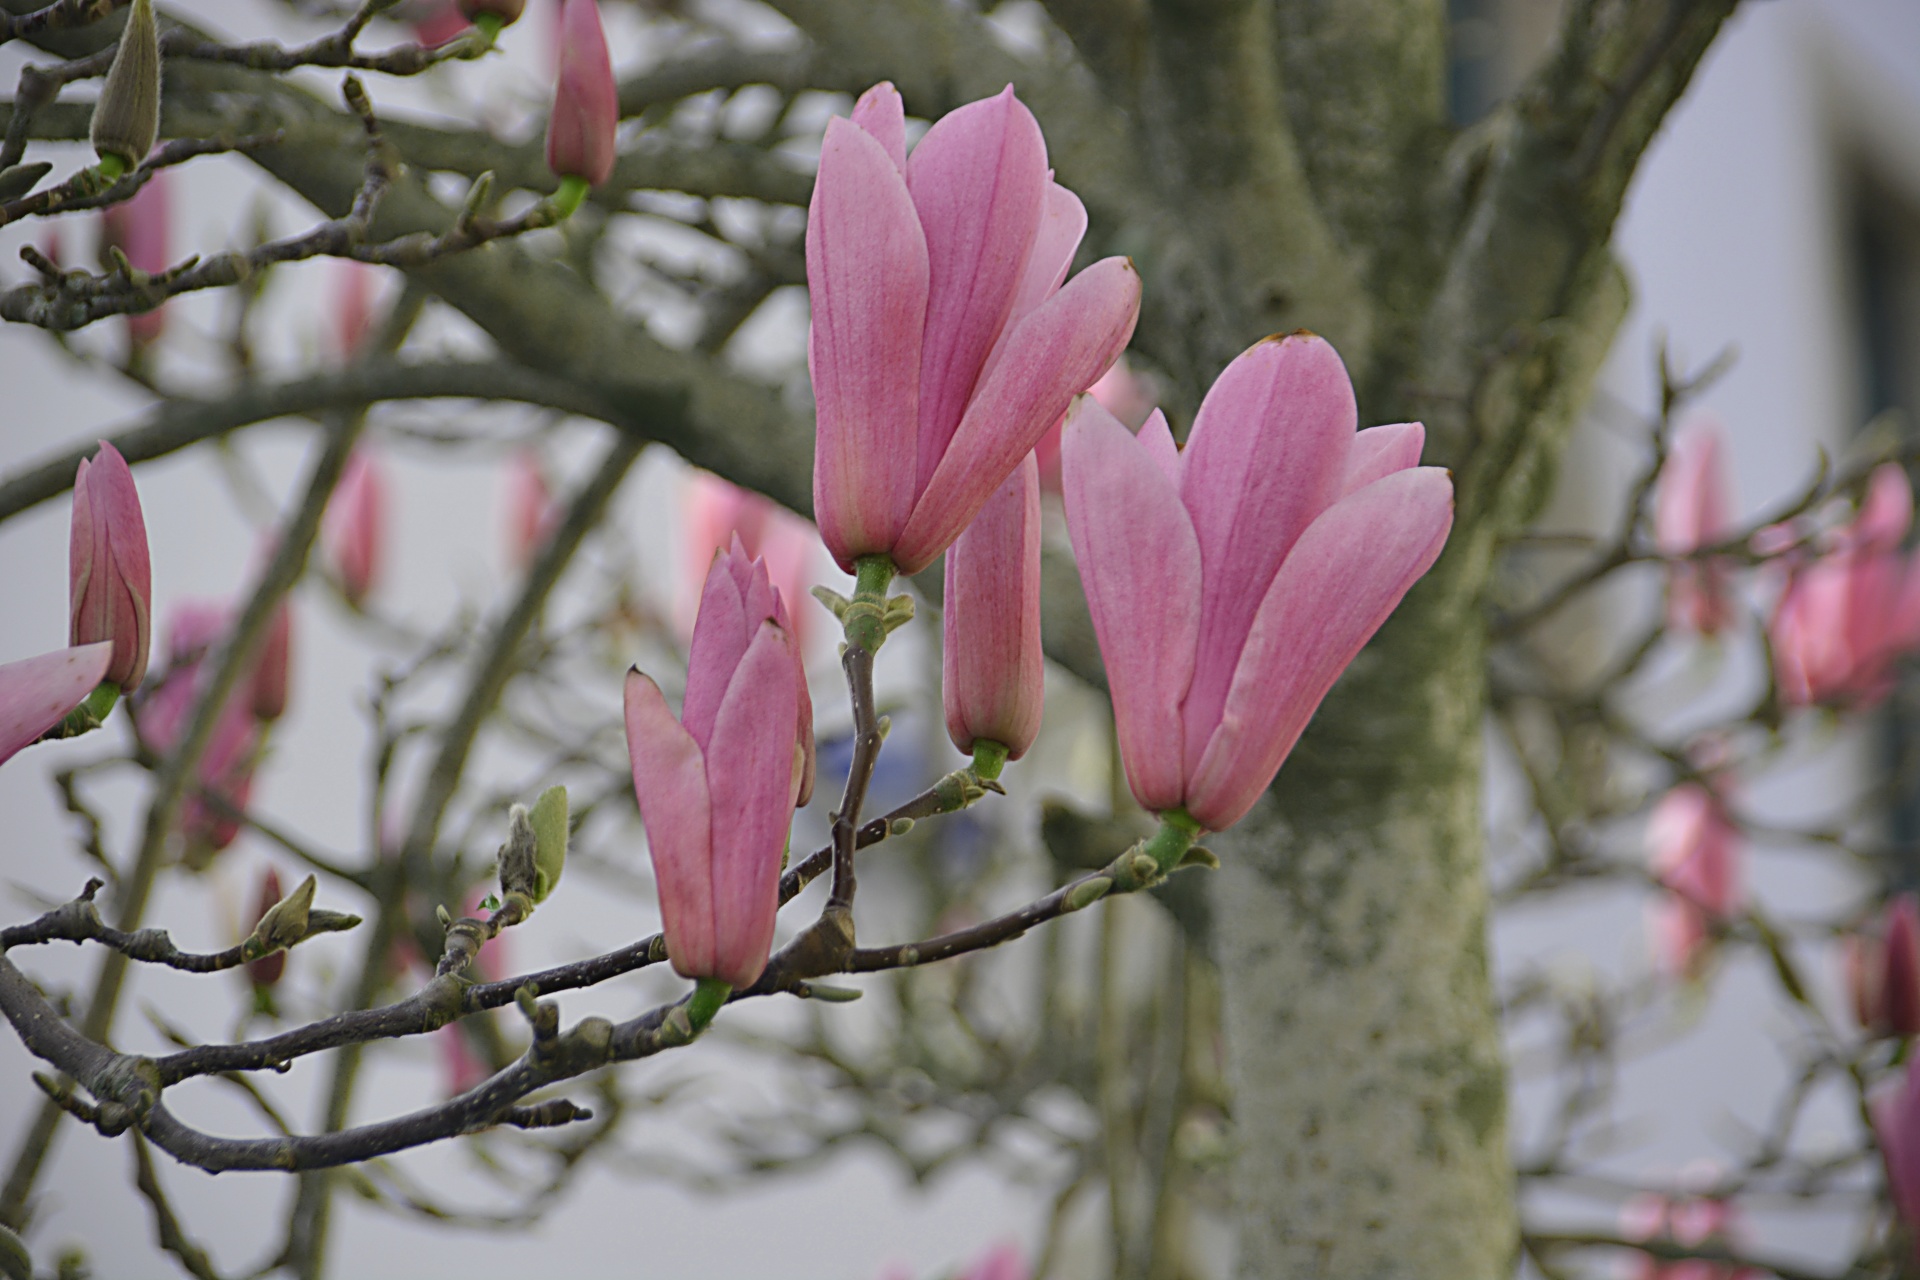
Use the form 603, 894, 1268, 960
895, 256, 1141, 574
1342, 422, 1425, 497
0, 643, 114, 768
943, 453, 1044, 759
975, 181, 1088, 394
1179, 334, 1358, 759
681, 550, 748, 753
1062, 397, 1199, 813
624, 669, 717, 981
907, 86, 1050, 487
703, 624, 800, 989
1137, 410, 1180, 487
807, 116, 929, 570
1186, 466, 1452, 832
851, 81, 907, 173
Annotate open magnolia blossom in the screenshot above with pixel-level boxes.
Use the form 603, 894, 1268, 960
808, 81, 1140, 576
1064, 333, 1453, 833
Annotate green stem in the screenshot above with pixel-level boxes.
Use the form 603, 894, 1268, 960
1144, 810, 1201, 875
94, 152, 127, 181
841, 554, 897, 654
547, 174, 590, 221
970, 739, 1009, 782
685, 978, 731, 1033
472, 11, 504, 43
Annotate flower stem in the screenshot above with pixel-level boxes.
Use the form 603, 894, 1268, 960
684, 978, 731, 1033
547, 174, 590, 221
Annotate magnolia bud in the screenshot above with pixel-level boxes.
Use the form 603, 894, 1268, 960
497, 804, 538, 903
244, 868, 287, 988
90, 0, 160, 170
249, 874, 317, 957
529, 785, 568, 903
69, 442, 152, 691
545, 0, 617, 187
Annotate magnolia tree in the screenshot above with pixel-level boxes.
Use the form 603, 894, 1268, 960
2, 0, 1916, 1277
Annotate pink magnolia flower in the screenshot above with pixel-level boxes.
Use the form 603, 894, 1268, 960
545, 0, 617, 186
503, 450, 558, 572
1646, 781, 1742, 980
438, 1020, 491, 1095
1621, 1190, 1759, 1280
1035, 354, 1156, 494
1062, 333, 1452, 833
70, 441, 152, 691
245, 866, 287, 989
0, 644, 115, 768
324, 449, 388, 606
332, 261, 379, 360
1847, 893, 1920, 1038
1655, 417, 1736, 636
681, 471, 818, 652
100, 170, 169, 346
1879, 1058, 1920, 1268
1771, 464, 1920, 708
808, 82, 1141, 575
624, 543, 810, 987
943, 453, 1043, 760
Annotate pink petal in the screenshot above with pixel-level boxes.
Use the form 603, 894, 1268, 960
682, 549, 751, 754
1137, 409, 1180, 486
702, 623, 800, 988
1088, 355, 1157, 428
1185, 467, 1452, 832
1853, 463, 1914, 552
807, 116, 929, 570
850, 82, 906, 173
545, 0, 618, 185
1179, 335, 1358, 762
894, 256, 1140, 574
625, 669, 717, 981
943, 453, 1044, 759
1654, 419, 1731, 555
1342, 423, 1426, 498
1061, 396, 1199, 814
0, 643, 114, 767
975, 181, 1088, 394
907, 86, 1049, 489
68, 442, 152, 690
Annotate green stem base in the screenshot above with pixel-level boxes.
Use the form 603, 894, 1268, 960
684, 978, 731, 1033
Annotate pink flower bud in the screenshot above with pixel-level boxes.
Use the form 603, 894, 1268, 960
1654, 417, 1736, 636
808, 82, 1141, 575
1879, 1059, 1920, 1269
99, 170, 170, 347
1771, 463, 1920, 709
324, 449, 388, 605
1645, 781, 1742, 980
545, 0, 617, 186
1062, 334, 1451, 833
248, 602, 293, 722
332, 261, 379, 359
502, 450, 557, 571
943, 452, 1043, 759
69, 441, 152, 691
1848, 894, 1920, 1038
0, 643, 114, 767
246, 867, 287, 988
1621, 1188, 1758, 1280
624, 543, 809, 988
406, 0, 470, 45
134, 603, 264, 859
680, 470, 819, 652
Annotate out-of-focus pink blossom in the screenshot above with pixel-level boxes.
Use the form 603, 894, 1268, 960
0, 644, 114, 768
943, 453, 1043, 759
1655, 417, 1736, 636
437, 1021, 492, 1096
324, 450, 388, 606
1034, 354, 1157, 494
957, 1243, 1028, 1280
1621, 1189, 1759, 1280
332, 262, 380, 359
1847, 893, 1920, 1038
99, 169, 169, 347
624, 542, 808, 988
133, 602, 265, 860
545, 0, 617, 186
1645, 780, 1742, 980
248, 603, 293, 722
69, 441, 152, 691
1878, 1058, 1920, 1268
1063, 333, 1451, 833
404, 0, 470, 45
681, 470, 818, 652
503, 450, 558, 572
808, 82, 1141, 575
1771, 464, 1920, 709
